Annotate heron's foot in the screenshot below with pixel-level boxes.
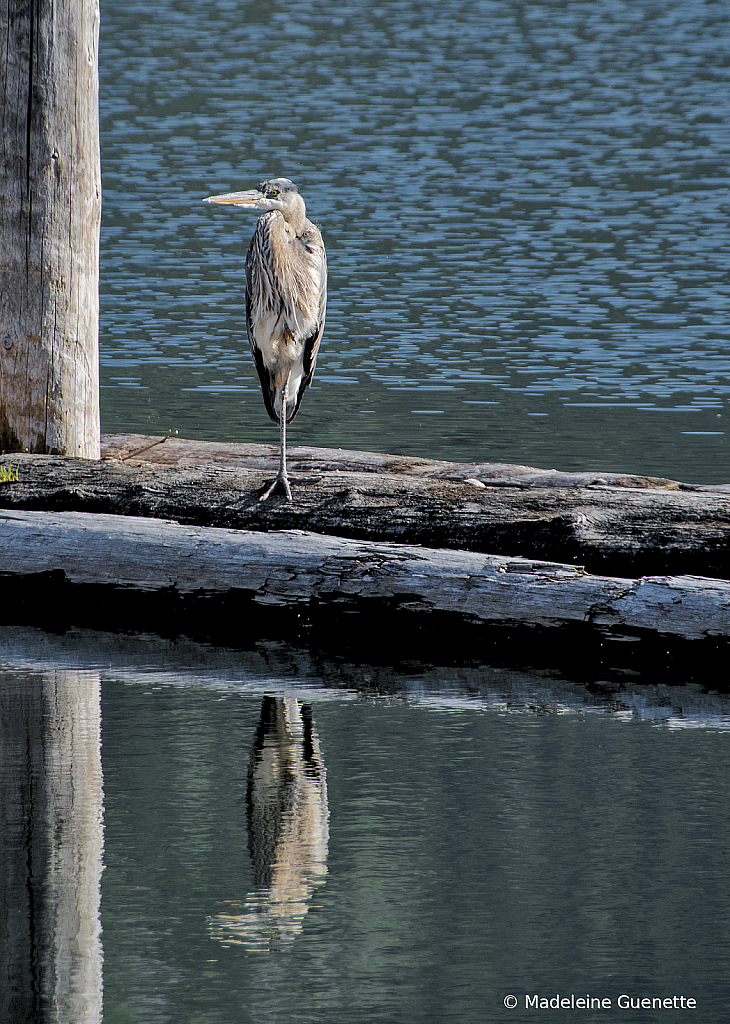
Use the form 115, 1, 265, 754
259, 471, 293, 502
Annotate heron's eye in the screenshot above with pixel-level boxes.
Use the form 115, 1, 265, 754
268, 190, 279, 198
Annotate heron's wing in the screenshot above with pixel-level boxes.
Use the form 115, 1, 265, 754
245, 241, 280, 424
290, 234, 327, 421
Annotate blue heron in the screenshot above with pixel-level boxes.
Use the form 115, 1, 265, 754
204, 177, 327, 500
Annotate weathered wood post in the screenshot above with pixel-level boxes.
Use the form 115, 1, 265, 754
0, 0, 101, 457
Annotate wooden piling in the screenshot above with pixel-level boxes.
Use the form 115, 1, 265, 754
0, 0, 101, 457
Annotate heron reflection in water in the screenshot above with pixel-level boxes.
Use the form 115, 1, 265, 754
203, 178, 327, 501
208, 697, 329, 950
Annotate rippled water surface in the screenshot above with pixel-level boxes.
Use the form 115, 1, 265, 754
99, 0, 730, 482
2, 628, 730, 1023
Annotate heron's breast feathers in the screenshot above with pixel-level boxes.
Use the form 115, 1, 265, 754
246, 214, 326, 369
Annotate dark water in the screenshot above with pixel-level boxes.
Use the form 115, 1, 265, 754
2, 628, 730, 1023
99, 0, 730, 483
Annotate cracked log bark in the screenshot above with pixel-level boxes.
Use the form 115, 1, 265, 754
0, 434, 728, 580
1, 509, 728, 640
0, 0, 101, 456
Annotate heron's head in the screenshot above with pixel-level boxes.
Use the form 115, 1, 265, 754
203, 178, 304, 222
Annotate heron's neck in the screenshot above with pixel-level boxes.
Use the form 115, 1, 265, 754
281, 195, 307, 236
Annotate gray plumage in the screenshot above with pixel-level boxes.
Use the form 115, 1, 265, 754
204, 177, 327, 500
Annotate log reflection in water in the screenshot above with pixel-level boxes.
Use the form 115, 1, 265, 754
0, 667, 104, 1023
209, 697, 329, 950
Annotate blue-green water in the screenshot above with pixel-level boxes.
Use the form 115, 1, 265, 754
5, 3, 730, 1020
99, 0, 730, 482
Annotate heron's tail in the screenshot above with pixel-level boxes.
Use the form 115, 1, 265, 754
266, 367, 313, 425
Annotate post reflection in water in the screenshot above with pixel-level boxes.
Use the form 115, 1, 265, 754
208, 697, 329, 952
0, 667, 104, 1023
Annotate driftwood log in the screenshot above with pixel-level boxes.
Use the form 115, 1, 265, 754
1, 434, 729, 647
0, 433, 728, 579
1, 509, 728, 642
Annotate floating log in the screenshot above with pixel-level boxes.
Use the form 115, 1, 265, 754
0, 433, 728, 579
0, 509, 729, 641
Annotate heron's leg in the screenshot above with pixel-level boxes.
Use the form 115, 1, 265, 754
260, 370, 293, 501
276, 377, 293, 500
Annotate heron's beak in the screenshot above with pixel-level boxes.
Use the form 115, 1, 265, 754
203, 189, 267, 208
